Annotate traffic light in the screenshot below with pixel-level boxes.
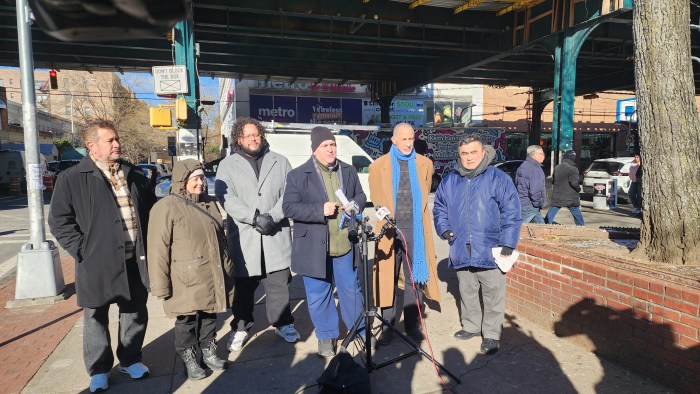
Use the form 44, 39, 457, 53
175, 97, 188, 122
49, 70, 58, 89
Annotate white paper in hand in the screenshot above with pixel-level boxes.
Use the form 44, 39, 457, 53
492, 247, 520, 273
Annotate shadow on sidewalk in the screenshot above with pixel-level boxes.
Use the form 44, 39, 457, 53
437, 258, 578, 392
555, 297, 698, 392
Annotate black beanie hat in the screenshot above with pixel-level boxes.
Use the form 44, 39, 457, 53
311, 126, 335, 152
563, 150, 576, 160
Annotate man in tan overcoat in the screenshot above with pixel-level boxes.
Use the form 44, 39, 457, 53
369, 122, 441, 345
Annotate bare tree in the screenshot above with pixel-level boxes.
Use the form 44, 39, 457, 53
633, 1, 700, 264
111, 79, 168, 163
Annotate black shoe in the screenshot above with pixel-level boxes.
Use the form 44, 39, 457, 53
201, 340, 227, 370
481, 338, 500, 355
406, 327, 425, 342
454, 330, 480, 341
377, 329, 393, 346
179, 347, 206, 380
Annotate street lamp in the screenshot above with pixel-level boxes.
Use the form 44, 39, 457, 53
68, 78, 98, 147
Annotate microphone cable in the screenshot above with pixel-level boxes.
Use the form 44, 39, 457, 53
394, 225, 455, 393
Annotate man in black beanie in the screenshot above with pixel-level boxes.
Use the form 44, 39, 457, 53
283, 126, 368, 358
545, 150, 584, 225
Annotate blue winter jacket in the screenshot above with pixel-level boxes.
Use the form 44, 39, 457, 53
515, 156, 546, 208
433, 166, 522, 270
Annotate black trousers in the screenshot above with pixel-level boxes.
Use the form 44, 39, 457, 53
174, 312, 217, 353
381, 227, 423, 331
230, 268, 294, 331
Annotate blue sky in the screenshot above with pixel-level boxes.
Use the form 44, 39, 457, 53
118, 72, 220, 108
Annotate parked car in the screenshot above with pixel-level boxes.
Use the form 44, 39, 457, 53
0, 150, 48, 193
493, 160, 525, 183
47, 160, 59, 174
582, 157, 635, 202
153, 159, 218, 199
54, 159, 81, 178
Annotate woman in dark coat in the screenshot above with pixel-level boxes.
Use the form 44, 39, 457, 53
545, 150, 584, 226
148, 159, 234, 380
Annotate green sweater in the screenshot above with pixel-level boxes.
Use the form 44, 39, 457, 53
317, 158, 351, 257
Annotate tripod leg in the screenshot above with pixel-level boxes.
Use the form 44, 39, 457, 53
372, 314, 462, 384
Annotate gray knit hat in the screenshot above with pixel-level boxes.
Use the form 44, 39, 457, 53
310, 126, 335, 152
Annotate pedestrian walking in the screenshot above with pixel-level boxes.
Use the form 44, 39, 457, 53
515, 145, 547, 224
545, 150, 584, 226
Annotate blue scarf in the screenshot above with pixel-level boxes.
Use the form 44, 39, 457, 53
390, 145, 428, 284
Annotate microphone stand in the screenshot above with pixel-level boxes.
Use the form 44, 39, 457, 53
338, 216, 460, 383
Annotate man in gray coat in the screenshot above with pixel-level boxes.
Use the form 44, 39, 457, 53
215, 117, 299, 353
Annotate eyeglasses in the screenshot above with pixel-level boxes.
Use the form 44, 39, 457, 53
241, 133, 261, 140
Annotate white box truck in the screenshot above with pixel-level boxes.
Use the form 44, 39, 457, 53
260, 122, 376, 203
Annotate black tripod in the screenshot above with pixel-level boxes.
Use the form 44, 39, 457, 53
338, 215, 460, 383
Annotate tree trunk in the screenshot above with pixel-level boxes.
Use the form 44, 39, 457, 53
633, 1, 700, 264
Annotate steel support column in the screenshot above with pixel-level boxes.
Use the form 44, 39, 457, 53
378, 96, 394, 125
550, 22, 600, 170
529, 88, 552, 146
174, 19, 201, 161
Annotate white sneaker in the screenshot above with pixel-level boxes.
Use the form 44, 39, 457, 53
227, 330, 249, 352
89, 372, 109, 393
275, 324, 301, 343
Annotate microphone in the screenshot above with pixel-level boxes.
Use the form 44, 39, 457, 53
335, 189, 359, 214
374, 206, 395, 224
336, 189, 360, 241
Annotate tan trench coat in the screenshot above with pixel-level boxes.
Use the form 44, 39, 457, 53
147, 160, 234, 318
369, 153, 441, 308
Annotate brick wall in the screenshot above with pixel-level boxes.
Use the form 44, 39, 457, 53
509, 239, 700, 393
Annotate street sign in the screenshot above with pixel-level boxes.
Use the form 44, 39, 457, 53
167, 136, 176, 156
153, 65, 188, 95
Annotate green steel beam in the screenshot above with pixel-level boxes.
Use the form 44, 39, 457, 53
174, 19, 201, 161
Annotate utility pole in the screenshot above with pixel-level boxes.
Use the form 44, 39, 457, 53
11, 0, 64, 304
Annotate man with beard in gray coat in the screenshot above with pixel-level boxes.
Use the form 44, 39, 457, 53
215, 117, 300, 353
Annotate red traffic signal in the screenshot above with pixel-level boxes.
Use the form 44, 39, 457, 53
49, 70, 58, 89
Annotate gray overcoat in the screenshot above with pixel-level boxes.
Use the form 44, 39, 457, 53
215, 150, 292, 277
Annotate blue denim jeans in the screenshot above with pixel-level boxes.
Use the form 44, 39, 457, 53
545, 206, 584, 226
521, 203, 545, 224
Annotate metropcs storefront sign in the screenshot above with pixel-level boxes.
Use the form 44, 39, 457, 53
250, 95, 425, 126
254, 81, 366, 93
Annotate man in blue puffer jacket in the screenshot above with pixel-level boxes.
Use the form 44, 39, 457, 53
433, 135, 522, 355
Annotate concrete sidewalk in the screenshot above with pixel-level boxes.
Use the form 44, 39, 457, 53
2, 200, 660, 394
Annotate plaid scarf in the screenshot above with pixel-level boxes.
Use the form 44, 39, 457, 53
92, 155, 138, 260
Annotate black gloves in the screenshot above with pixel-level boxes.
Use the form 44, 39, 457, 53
500, 246, 514, 256
254, 212, 276, 235
441, 230, 454, 242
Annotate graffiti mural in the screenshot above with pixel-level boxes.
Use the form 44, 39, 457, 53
340, 127, 507, 179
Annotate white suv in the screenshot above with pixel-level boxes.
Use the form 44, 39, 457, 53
582, 157, 635, 202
